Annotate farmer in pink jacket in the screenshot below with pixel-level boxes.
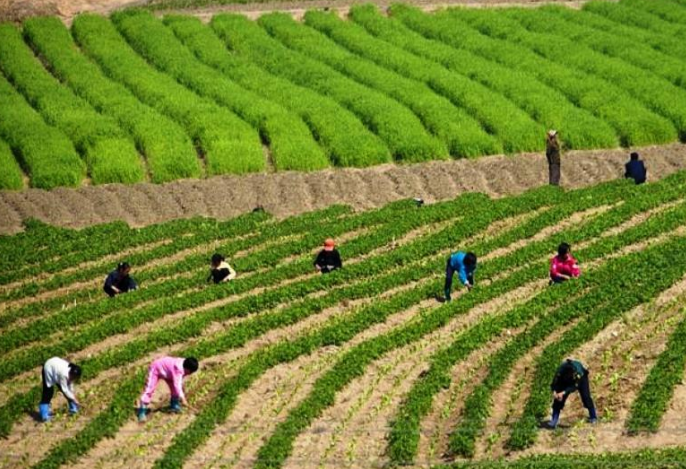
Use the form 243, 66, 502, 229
549, 242, 580, 285
136, 356, 199, 422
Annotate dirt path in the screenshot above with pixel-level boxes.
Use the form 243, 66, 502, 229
1, 145, 684, 236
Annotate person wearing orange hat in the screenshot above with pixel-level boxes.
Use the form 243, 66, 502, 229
314, 238, 342, 274
546, 129, 561, 186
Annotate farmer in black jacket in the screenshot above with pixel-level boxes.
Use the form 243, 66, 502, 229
314, 238, 342, 274
103, 262, 138, 297
546, 358, 597, 429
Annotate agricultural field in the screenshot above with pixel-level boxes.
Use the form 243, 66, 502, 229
2, 170, 686, 468
1, 0, 686, 189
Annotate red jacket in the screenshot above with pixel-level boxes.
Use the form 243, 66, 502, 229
550, 254, 580, 279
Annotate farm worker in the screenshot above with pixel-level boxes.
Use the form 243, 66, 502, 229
547, 358, 597, 429
625, 152, 647, 185
136, 356, 199, 422
103, 262, 138, 297
549, 242, 580, 285
546, 129, 561, 186
444, 251, 477, 302
207, 253, 236, 284
38, 357, 82, 422
314, 238, 342, 274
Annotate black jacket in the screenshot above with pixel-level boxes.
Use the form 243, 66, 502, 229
625, 160, 647, 184
314, 249, 342, 273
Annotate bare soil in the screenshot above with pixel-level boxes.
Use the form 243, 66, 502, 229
2, 144, 684, 235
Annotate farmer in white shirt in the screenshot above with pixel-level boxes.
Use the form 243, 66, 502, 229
39, 357, 82, 422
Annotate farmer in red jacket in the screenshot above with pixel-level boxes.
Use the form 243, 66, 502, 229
549, 242, 580, 285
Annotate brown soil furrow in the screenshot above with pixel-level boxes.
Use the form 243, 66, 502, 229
284, 280, 546, 469
417, 322, 534, 466
3, 145, 684, 235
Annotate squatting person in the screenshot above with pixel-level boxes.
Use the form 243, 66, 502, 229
136, 356, 199, 422
549, 243, 580, 285
444, 251, 477, 302
547, 358, 597, 428
103, 262, 138, 297
207, 253, 237, 284
314, 238, 342, 274
38, 357, 82, 422
625, 152, 647, 185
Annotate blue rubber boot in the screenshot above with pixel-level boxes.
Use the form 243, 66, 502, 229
169, 398, 182, 413
137, 405, 148, 423
68, 401, 79, 415
39, 403, 51, 422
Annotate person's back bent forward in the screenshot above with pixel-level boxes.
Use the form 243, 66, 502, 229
314, 238, 342, 274
104, 262, 137, 297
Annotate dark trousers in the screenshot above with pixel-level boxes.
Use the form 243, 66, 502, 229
547, 154, 561, 186
549, 275, 567, 285
444, 259, 474, 298
552, 373, 595, 412
40, 367, 56, 405
104, 283, 133, 297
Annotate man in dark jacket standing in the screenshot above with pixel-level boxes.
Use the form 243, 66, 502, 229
625, 152, 647, 185
547, 359, 597, 429
314, 238, 342, 274
546, 130, 561, 186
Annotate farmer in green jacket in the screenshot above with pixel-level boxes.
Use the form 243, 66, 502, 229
547, 358, 597, 429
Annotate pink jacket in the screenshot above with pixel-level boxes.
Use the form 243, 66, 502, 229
148, 357, 186, 400
550, 254, 580, 279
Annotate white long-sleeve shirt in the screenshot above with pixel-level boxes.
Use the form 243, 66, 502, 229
43, 357, 76, 402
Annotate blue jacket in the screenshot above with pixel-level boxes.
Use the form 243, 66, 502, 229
449, 251, 476, 285
625, 160, 647, 184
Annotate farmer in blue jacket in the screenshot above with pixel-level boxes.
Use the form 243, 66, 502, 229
444, 251, 477, 302
624, 152, 647, 185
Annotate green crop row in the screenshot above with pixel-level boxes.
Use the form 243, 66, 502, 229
521, 6, 686, 91
0, 24, 144, 184
582, 1, 686, 64
391, 4, 675, 147
261, 12, 505, 157
22, 16, 201, 183
468, 7, 686, 141
112, 11, 328, 172
621, 0, 686, 36
627, 306, 686, 433
507, 235, 686, 449
301, 9, 546, 155
0, 73, 84, 189
71, 14, 264, 175
0, 138, 23, 190
211, 14, 447, 163
163, 15, 391, 168
347, 5, 618, 151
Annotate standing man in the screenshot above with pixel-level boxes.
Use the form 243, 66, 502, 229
444, 251, 477, 302
104, 262, 138, 297
547, 359, 597, 429
625, 152, 647, 185
38, 357, 82, 422
314, 238, 342, 274
546, 130, 561, 186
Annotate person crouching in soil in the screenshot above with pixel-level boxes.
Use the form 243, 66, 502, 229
136, 356, 199, 422
549, 242, 580, 285
207, 253, 236, 284
314, 238, 342, 274
104, 262, 138, 297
